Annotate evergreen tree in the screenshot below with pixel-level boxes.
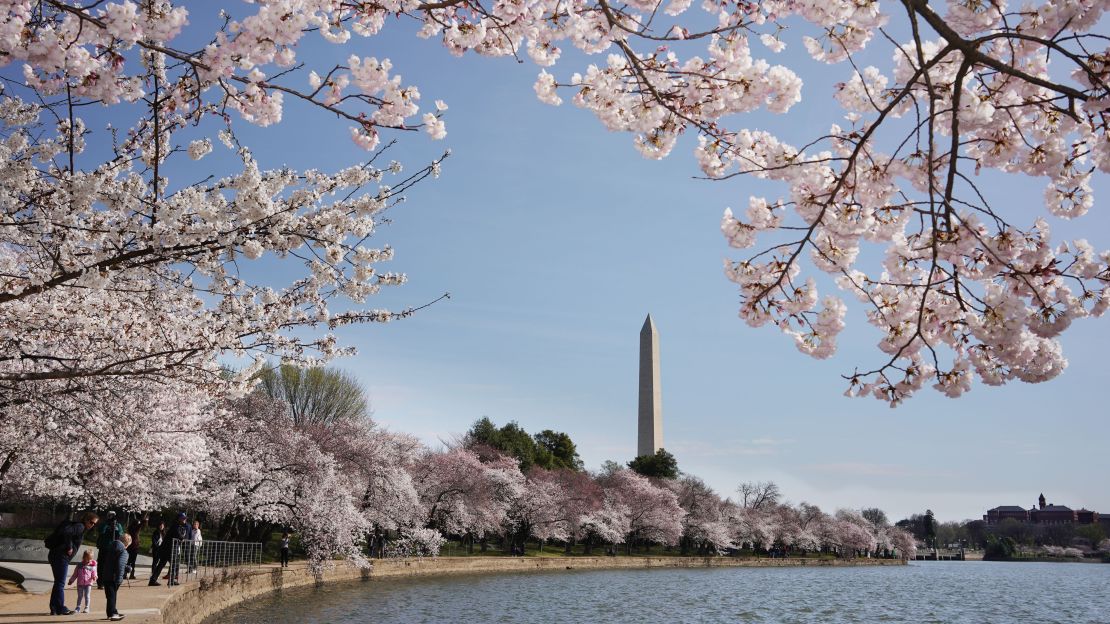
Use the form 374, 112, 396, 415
627, 449, 679, 480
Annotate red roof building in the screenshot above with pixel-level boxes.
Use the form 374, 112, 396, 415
983, 493, 1100, 526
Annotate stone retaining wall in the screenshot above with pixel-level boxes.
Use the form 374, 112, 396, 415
176, 556, 905, 624
370, 554, 904, 579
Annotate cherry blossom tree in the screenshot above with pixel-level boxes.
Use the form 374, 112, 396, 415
411, 447, 523, 547
198, 391, 370, 567
888, 524, 918, 560
670, 476, 735, 554
506, 468, 571, 552
548, 468, 604, 553
0, 0, 450, 441
0, 376, 212, 507
577, 496, 632, 552
306, 419, 424, 557
731, 505, 777, 551
830, 509, 880, 556
383, 527, 447, 558
602, 468, 684, 553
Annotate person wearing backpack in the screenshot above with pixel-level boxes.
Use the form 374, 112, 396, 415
45, 512, 99, 616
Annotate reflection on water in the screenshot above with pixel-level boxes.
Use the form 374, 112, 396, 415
220, 561, 1110, 624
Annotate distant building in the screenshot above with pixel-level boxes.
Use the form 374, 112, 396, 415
984, 506, 1029, 524
1076, 509, 1100, 525
1034, 504, 1079, 525
984, 493, 1100, 526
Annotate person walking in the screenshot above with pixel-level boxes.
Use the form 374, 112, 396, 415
66, 550, 97, 613
44, 511, 98, 616
148, 520, 166, 586
125, 515, 146, 580
279, 532, 291, 568
96, 511, 124, 589
101, 533, 129, 621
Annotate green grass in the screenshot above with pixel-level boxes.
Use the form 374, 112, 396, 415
0, 526, 98, 548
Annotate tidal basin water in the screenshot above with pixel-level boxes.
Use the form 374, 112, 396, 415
220, 561, 1110, 624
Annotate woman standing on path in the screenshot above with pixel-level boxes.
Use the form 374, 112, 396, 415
44, 512, 99, 616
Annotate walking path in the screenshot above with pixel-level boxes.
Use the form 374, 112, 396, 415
0, 562, 255, 624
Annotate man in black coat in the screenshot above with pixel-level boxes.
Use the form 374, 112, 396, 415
164, 512, 191, 586
100, 532, 130, 621
46, 512, 99, 616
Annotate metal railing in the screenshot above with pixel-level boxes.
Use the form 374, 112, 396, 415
167, 539, 262, 581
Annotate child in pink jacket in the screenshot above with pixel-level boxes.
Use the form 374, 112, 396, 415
67, 550, 97, 613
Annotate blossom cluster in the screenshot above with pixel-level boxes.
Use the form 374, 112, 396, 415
702, 0, 1110, 402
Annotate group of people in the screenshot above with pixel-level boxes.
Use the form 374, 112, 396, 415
44, 510, 204, 619
148, 512, 203, 586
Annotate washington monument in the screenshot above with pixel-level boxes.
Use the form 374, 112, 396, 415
637, 314, 662, 458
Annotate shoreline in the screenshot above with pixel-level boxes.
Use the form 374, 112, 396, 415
0, 556, 905, 624
182, 556, 905, 624
982, 556, 1106, 564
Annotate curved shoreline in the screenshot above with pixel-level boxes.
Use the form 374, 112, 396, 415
174, 556, 905, 624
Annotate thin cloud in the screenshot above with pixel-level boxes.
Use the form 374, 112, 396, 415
806, 462, 958, 479
665, 438, 792, 458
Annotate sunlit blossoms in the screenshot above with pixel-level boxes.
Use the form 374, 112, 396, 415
0, 0, 462, 500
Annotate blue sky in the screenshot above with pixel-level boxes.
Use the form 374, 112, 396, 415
25, 5, 1109, 523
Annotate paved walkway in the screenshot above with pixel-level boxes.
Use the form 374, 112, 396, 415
0, 564, 53, 595
0, 561, 279, 624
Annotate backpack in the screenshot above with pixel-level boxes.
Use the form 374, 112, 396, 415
43, 521, 68, 550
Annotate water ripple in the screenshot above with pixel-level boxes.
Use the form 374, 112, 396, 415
219, 561, 1110, 624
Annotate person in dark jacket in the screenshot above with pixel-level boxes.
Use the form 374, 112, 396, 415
96, 511, 124, 589
46, 511, 99, 616
164, 512, 191, 586
101, 533, 130, 621
148, 520, 166, 586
